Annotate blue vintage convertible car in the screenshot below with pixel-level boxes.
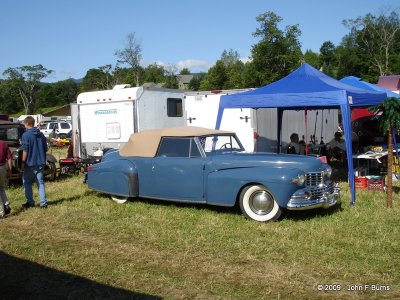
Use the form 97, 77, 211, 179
87, 127, 340, 222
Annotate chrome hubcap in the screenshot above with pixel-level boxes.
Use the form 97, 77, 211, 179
250, 191, 274, 215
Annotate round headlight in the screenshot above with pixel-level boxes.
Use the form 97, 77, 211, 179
298, 172, 306, 185
324, 166, 332, 178
12, 150, 19, 160
292, 172, 305, 186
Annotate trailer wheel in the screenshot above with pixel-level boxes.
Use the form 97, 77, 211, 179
111, 195, 129, 204
46, 161, 57, 181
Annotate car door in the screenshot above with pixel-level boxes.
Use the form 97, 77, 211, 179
151, 137, 205, 201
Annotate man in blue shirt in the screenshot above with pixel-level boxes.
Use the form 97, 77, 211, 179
21, 116, 48, 209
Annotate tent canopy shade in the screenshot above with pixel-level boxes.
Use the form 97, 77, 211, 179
215, 63, 387, 206
340, 76, 400, 98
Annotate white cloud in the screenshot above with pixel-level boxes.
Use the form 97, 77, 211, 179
240, 55, 251, 64
141, 59, 210, 74
176, 59, 209, 72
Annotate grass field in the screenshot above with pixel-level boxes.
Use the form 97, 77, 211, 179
1, 155, 399, 299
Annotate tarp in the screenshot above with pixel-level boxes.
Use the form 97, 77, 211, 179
215, 63, 387, 206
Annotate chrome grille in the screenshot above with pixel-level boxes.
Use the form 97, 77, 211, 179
305, 172, 323, 186
308, 182, 334, 199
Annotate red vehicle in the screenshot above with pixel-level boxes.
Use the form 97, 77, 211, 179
351, 108, 385, 149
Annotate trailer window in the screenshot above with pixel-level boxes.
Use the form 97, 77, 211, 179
167, 98, 183, 117
106, 122, 121, 139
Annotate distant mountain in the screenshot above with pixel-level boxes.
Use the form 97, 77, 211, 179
72, 78, 83, 84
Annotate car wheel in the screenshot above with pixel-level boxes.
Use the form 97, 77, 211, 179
46, 161, 57, 181
239, 185, 282, 222
111, 195, 129, 204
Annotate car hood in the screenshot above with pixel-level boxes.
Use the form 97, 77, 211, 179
209, 152, 325, 172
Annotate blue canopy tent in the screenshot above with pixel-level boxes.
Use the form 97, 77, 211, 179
215, 64, 387, 206
340, 76, 400, 98
341, 76, 400, 171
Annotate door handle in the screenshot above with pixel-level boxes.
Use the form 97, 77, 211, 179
240, 116, 250, 123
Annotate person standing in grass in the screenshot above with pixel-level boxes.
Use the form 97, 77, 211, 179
21, 116, 48, 209
0, 139, 12, 218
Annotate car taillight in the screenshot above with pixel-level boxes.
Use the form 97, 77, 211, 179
253, 131, 259, 140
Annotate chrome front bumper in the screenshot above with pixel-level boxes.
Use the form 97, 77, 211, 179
287, 183, 341, 210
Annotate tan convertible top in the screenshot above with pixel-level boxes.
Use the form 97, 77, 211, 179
120, 126, 234, 157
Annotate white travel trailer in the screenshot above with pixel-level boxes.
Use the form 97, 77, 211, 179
17, 114, 44, 125
184, 90, 258, 152
72, 85, 185, 158
184, 90, 339, 153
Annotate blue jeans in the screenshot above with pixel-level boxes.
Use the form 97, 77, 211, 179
23, 165, 47, 207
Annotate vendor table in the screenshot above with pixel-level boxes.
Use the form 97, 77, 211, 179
352, 150, 397, 175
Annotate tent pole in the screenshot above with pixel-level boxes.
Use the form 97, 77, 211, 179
341, 102, 356, 206
277, 108, 283, 154
305, 108, 308, 155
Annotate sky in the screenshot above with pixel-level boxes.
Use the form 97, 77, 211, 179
1, 0, 399, 82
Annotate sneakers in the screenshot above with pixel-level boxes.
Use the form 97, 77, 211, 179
4, 204, 11, 215
21, 202, 35, 209
22, 203, 49, 209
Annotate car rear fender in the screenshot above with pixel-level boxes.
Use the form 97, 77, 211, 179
88, 159, 138, 197
205, 167, 301, 207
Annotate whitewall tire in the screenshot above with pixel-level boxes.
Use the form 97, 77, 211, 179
239, 185, 282, 222
111, 195, 129, 204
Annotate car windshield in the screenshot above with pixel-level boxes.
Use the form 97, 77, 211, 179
198, 134, 244, 154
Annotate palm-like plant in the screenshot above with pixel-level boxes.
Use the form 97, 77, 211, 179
369, 97, 400, 208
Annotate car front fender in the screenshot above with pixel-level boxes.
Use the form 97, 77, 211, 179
205, 167, 302, 207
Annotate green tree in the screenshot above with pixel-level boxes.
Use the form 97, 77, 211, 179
2, 64, 53, 114
220, 49, 246, 89
142, 64, 165, 84
335, 33, 369, 80
199, 60, 227, 90
369, 97, 400, 208
188, 73, 206, 91
200, 49, 245, 90
115, 32, 143, 87
163, 65, 178, 89
34, 79, 79, 112
221, 49, 241, 67
225, 60, 246, 89
97, 64, 115, 89
81, 68, 109, 92
319, 41, 337, 77
343, 10, 400, 77
303, 49, 320, 68
52, 79, 79, 104
36, 83, 58, 109
179, 68, 190, 75
249, 11, 303, 86
0, 80, 23, 114
112, 67, 131, 85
